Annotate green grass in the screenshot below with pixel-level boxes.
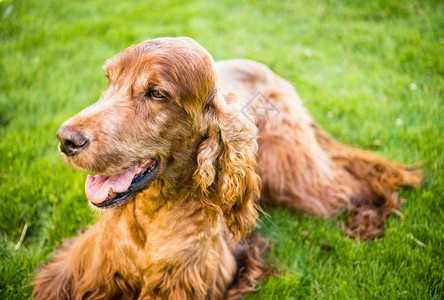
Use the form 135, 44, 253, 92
0, 0, 442, 298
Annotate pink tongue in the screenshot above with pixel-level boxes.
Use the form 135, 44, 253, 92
85, 164, 142, 204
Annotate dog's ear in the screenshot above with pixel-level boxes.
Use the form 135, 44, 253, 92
193, 87, 261, 240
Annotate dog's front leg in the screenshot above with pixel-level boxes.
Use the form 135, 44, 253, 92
32, 236, 78, 300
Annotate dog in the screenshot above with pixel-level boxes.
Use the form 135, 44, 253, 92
33, 37, 422, 299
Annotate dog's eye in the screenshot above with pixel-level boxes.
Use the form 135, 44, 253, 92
147, 90, 165, 100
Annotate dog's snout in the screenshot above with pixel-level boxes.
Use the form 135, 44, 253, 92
57, 127, 89, 156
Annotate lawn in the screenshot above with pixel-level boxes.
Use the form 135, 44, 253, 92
0, 0, 442, 299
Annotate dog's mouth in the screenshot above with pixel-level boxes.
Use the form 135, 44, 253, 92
85, 158, 159, 208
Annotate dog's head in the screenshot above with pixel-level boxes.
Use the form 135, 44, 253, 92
57, 37, 259, 236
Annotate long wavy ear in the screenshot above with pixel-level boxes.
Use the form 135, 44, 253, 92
193, 87, 261, 240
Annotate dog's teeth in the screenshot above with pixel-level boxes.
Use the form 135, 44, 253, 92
108, 188, 114, 196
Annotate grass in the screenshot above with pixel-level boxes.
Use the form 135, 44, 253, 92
0, 0, 442, 298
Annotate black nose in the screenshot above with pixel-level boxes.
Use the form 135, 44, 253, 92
57, 126, 89, 156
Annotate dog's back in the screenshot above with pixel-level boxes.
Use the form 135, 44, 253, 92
217, 59, 422, 239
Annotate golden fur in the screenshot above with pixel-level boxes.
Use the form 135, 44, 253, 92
33, 37, 422, 299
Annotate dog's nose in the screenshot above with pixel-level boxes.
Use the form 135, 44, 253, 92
57, 126, 89, 156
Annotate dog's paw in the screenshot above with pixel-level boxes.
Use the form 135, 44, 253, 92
344, 208, 385, 240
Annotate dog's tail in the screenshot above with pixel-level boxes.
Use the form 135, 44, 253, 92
314, 124, 423, 239
225, 233, 269, 300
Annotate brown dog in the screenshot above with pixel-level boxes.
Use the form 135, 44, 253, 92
33, 37, 421, 299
